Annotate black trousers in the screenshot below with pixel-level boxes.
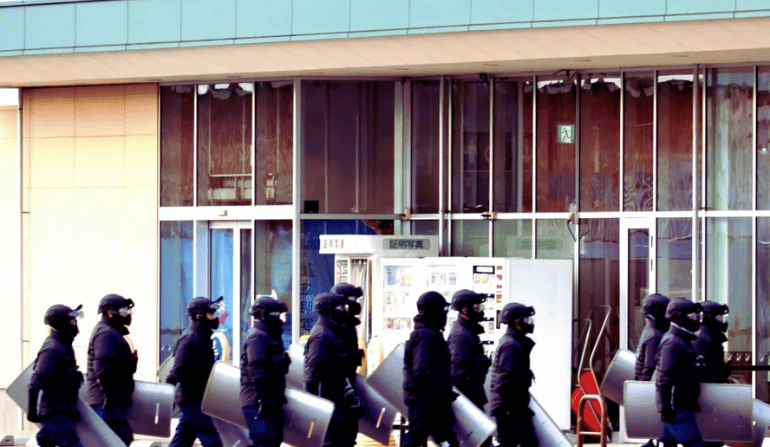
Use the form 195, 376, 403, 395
494, 408, 537, 447
403, 399, 459, 447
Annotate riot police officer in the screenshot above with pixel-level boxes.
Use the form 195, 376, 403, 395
329, 282, 366, 376
447, 289, 490, 410
656, 298, 704, 447
28, 304, 85, 447
635, 294, 675, 447
489, 302, 537, 447
694, 301, 730, 384
403, 291, 459, 447
241, 296, 290, 447
85, 293, 137, 446
694, 301, 730, 447
635, 294, 671, 381
305, 292, 361, 447
166, 297, 224, 447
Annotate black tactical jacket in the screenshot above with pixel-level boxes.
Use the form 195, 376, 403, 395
240, 320, 288, 408
447, 316, 490, 408
85, 316, 137, 408
403, 320, 454, 406
166, 320, 216, 405
693, 324, 730, 384
635, 318, 668, 381
655, 323, 701, 414
489, 326, 534, 415
304, 315, 348, 402
29, 329, 83, 419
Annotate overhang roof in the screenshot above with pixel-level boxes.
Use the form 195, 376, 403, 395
2, 16, 770, 87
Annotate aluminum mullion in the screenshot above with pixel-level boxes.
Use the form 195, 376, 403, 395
291, 78, 301, 345
489, 78, 495, 256
653, 71, 658, 213
620, 72, 625, 213
439, 77, 446, 255
752, 65, 758, 396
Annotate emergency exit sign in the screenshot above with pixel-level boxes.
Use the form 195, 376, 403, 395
558, 124, 574, 144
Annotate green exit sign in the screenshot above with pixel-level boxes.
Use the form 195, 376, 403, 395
558, 124, 575, 144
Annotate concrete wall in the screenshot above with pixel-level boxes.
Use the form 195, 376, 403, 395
19, 83, 159, 385
2, 0, 770, 56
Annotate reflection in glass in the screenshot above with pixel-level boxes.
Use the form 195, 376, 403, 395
412, 220, 438, 236
707, 68, 753, 210
300, 220, 394, 337
452, 81, 490, 213
578, 219, 619, 376
707, 217, 751, 354
159, 221, 193, 364
412, 81, 441, 213
537, 77, 576, 212
624, 73, 654, 211
253, 221, 293, 347
160, 85, 194, 206
580, 75, 620, 212
451, 220, 489, 256
211, 229, 234, 361
656, 218, 692, 300
239, 228, 252, 353
758, 68, 770, 209
536, 219, 575, 260
198, 83, 253, 206
627, 227, 649, 352
757, 218, 770, 401
494, 220, 532, 258
494, 79, 533, 213
657, 72, 693, 211
255, 82, 293, 205
302, 81, 395, 214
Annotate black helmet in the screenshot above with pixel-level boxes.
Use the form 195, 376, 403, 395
98, 294, 134, 314
416, 291, 449, 312
250, 295, 288, 319
500, 302, 535, 325
44, 304, 83, 328
642, 293, 670, 320
187, 296, 223, 317
700, 300, 729, 331
313, 292, 346, 313
331, 283, 363, 299
665, 298, 701, 332
450, 289, 486, 311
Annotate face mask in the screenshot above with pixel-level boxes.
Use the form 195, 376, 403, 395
680, 312, 701, 332
465, 303, 485, 322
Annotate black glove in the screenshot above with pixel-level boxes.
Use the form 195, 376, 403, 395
344, 379, 363, 416
70, 409, 81, 423
280, 352, 291, 373
27, 388, 40, 423
661, 406, 675, 423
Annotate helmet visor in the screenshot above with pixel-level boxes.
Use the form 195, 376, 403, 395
69, 304, 84, 320
686, 311, 702, 322
117, 306, 133, 318
472, 303, 484, 313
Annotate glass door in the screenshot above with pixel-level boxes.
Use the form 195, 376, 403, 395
209, 221, 252, 365
619, 218, 656, 352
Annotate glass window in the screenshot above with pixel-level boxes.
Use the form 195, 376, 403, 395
412, 81, 441, 213
657, 71, 693, 211
159, 221, 193, 364
757, 217, 770, 400
536, 77, 576, 212
706, 68, 754, 211
255, 81, 293, 205
657, 218, 692, 300
580, 75, 621, 212
301, 81, 395, 214
412, 220, 438, 236
536, 219, 575, 260
197, 83, 253, 206
494, 220, 532, 258
252, 220, 293, 347
494, 79, 533, 213
300, 220, 394, 337
707, 217, 752, 354
758, 68, 770, 210
160, 85, 194, 206
451, 220, 489, 256
623, 73, 655, 212
452, 81, 490, 213
210, 228, 235, 359
578, 218, 619, 375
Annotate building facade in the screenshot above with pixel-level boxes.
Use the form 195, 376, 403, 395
3, 0, 770, 431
